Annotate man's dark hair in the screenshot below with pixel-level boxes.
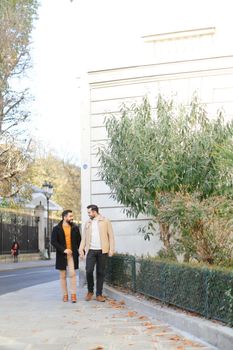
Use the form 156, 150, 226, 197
62, 210, 73, 219
87, 204, 99, 213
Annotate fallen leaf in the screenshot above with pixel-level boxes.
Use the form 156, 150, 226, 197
182, 339, 195, 346
146, 325, 157, 329
169, 336, 182, 341
107, 300, 124, 309
127, 311, 137, 317
138, 315, 148, 320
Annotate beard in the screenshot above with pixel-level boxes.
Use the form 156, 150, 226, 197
67, 219, 73, 225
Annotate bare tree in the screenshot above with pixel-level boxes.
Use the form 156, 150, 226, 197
0, 0, 38, 197
0, 0, 38, 134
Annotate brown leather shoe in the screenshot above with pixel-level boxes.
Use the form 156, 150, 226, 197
96, 295, 106, 302
63, 294, 68, 302
85, 292, 94, 301
71, 294, 77, 303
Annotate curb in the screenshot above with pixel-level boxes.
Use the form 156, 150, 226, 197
104, 284, 233, 350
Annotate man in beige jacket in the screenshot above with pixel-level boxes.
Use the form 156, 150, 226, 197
79, 204, 115, 302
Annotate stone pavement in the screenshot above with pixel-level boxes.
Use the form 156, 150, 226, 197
0, 273, 216, 350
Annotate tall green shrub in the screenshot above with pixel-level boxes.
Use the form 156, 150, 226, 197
98, 96, 233, 264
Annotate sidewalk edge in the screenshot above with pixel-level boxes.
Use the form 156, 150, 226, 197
0, 261, 54, 272
104, 284, 233, 350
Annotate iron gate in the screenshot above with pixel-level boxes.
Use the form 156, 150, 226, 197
0, 211, 39, 254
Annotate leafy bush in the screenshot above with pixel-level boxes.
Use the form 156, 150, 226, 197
99, 95, 233, 264
156, 193, 233, 266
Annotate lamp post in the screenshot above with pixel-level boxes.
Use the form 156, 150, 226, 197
42, 181, 53, 259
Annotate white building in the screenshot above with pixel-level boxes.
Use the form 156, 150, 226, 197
80, 2, 233, 256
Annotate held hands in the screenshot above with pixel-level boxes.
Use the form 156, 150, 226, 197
79, 250, 85, 259
64, 249, 72, 256
78, 250, 113, 258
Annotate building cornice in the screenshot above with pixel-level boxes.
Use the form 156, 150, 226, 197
88, 55, 233, 88
142, 27, 216, 43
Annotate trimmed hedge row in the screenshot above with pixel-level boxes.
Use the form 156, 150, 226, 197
105, 255, 233, 326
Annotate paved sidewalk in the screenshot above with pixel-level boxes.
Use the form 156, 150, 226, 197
0, 276, 216, 350
0, 259, 55, 272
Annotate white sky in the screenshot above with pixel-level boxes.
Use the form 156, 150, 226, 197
28, 0, 228, 162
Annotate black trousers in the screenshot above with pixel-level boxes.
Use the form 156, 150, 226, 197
86, 249, 108, 296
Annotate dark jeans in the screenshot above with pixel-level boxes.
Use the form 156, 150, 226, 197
86, 249, 108, 296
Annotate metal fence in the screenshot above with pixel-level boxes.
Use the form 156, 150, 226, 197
105, 255, 233, 326
0, 210, 39, 254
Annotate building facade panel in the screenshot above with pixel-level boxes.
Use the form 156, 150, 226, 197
112, 220, 162, 255
99, 207, 150, 222
90, 82, 158, 102
91, 126, 108, 142
91, 180, 111, 195
90, 194, 121, 208
90, 96, 144, 115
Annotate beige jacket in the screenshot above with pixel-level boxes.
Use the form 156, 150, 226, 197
79, 215, 115, 255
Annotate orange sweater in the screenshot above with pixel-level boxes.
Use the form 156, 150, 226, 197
63, 225, 71, 250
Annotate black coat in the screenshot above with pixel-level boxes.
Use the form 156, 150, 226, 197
51, 221, 81, 270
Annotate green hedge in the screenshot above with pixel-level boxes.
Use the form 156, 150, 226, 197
105, 254, 136, 290
105, 255, 233, 326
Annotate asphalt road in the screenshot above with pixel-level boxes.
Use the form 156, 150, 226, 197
0, 266, 60, 296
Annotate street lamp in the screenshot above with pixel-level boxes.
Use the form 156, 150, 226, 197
42, 181, 53, 259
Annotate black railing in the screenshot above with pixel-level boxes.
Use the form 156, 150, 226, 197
105, 255, 233, 326
0, 210, 39, 254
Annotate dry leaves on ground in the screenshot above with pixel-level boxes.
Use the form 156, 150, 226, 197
169, 335, 182, 341
144, 321, 161, 329
107, 299, 125, 309
143, 321, 168, 334
182, 340, 204, 348
171, 337, 202, 348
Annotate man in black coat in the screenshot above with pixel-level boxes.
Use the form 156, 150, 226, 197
51, 210, 81, 303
